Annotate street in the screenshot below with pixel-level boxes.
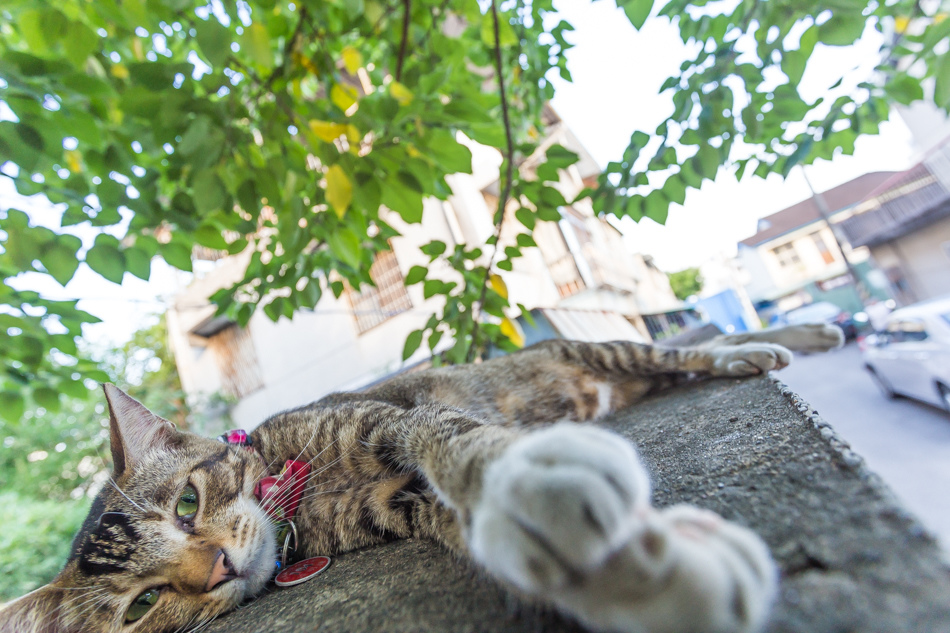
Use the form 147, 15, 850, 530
777, 342, 950, 549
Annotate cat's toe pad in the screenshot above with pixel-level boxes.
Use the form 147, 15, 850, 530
470, 424, 650, 591
561, 505, 778, 633
713, 343, 792, 376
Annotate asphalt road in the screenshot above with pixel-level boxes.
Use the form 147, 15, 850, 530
777, 341, 950, 549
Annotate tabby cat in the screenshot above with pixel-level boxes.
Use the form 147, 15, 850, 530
0, 323, 844, 633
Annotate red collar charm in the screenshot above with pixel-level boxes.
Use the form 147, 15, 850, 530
219, 430, 330, 584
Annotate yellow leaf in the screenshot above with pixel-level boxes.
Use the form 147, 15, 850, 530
345, 124, 361, 144
309, 120, 349, 143
389, 81, 413, 106
326, 165, 352, 218
132, 38, 144, 61
500, 317, 525, 348
292, 51, 319, 75
331, 83, 359, 114
489, 273, 508, 300
110, 63, 129, 79
341, 46, 362, 74
406, 144, 421, 158
65, 149, 83, 173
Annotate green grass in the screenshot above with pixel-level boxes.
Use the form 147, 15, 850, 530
0, 492, 90, 602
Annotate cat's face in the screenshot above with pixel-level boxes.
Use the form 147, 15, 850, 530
0, 386, 276, 633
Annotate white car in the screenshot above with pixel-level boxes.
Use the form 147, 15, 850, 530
863, 296, 950, 413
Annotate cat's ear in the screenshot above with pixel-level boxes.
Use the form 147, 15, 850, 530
103, 384, 178, 476
0, 583, 66, 631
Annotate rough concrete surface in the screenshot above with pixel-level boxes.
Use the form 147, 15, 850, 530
206, 376, 950, 633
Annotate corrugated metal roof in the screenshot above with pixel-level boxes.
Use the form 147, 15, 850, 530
540, 308, 647, 343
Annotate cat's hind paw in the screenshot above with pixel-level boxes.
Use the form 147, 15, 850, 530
711, 343, 792, 376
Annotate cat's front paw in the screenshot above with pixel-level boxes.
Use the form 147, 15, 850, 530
468, 424, 777, 633
469, 423, 650, 591
711, 343, 792, 376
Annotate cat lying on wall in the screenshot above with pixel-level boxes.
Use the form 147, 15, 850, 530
1, 324, 844, 633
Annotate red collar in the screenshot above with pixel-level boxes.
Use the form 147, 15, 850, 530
219, 430, 310, 522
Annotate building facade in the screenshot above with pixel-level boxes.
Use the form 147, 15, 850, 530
736, 172, 897, 315
167, 111, 679, 429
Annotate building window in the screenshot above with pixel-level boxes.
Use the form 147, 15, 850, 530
810, 232, 835, 264
347, 248, 413, 333
207, 325, 264, 399
772, 242, 801, 268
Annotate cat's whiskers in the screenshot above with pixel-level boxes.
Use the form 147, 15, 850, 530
106, 476, 148, 515
54, 586, 109, 623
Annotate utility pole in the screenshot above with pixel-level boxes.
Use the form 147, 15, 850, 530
800, 167, 869, 310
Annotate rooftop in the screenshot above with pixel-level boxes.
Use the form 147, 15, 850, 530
740, 172, 897, 247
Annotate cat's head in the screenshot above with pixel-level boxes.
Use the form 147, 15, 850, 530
0, 385, 275, 633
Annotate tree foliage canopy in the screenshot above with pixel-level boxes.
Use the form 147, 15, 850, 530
667, 267, 703, 301
0, 0, 947, 418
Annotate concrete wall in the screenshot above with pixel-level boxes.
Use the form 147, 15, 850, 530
870, 214, 950, 303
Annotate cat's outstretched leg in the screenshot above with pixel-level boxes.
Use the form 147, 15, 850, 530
697, 323, 844, 353
468, 423, 777, 633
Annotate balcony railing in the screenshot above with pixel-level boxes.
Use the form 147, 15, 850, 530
839, 137, 950, 247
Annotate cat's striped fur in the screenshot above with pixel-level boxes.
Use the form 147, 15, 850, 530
0, 323, 844, 633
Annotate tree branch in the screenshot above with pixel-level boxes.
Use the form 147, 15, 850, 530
466, 0, 515, 363
396, 0, 411, 82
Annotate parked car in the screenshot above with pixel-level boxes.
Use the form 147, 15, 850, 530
783, 301, 859, 340
863, 296, 950, 413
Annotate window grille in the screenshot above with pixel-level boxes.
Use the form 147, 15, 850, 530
207, 325, 264, 399
348, 248, 413, 333
772, 242, 802, 268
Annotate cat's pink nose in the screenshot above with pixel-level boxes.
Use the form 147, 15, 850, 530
205, 550, 237, 592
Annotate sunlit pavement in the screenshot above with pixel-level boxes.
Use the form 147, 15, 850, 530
777, 341, 950, 550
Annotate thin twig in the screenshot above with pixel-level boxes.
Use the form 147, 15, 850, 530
396, 0, 411, 82
466, 0, 515, 363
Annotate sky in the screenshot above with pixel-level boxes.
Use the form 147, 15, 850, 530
0, 0, 928, 344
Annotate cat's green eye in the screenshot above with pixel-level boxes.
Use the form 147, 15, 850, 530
176, 484, 198, 519
126, 588, 159, 622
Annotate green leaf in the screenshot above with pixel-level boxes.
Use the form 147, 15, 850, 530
619, 0, 654, 30
63, 21, 98, 65
819, 14, 866, 47
423, 130, 473, 174
296, 279, 322, 309
328, 228, 361, 269
516, 233, 537, 248
515, 208, 536, 230
241, 23, 273, 68
38, 235, 81, 286
420, 241, 447, 258
405, 265, 427, 285
160, 241, 193, 272
423, 279, 443, 299
195, 224, 229, 250
545, 145, 580, 168
382, 176, 424, 223
644, 191, 669, 224
33, 387, 60, 412
85, 235, 126, 284
192, 171, 226, 212
933, 57, 950, 108
195, 18, 231, 67
124, 247, 152, 280
0, 391, 25, 422
402, 329, 424, 360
